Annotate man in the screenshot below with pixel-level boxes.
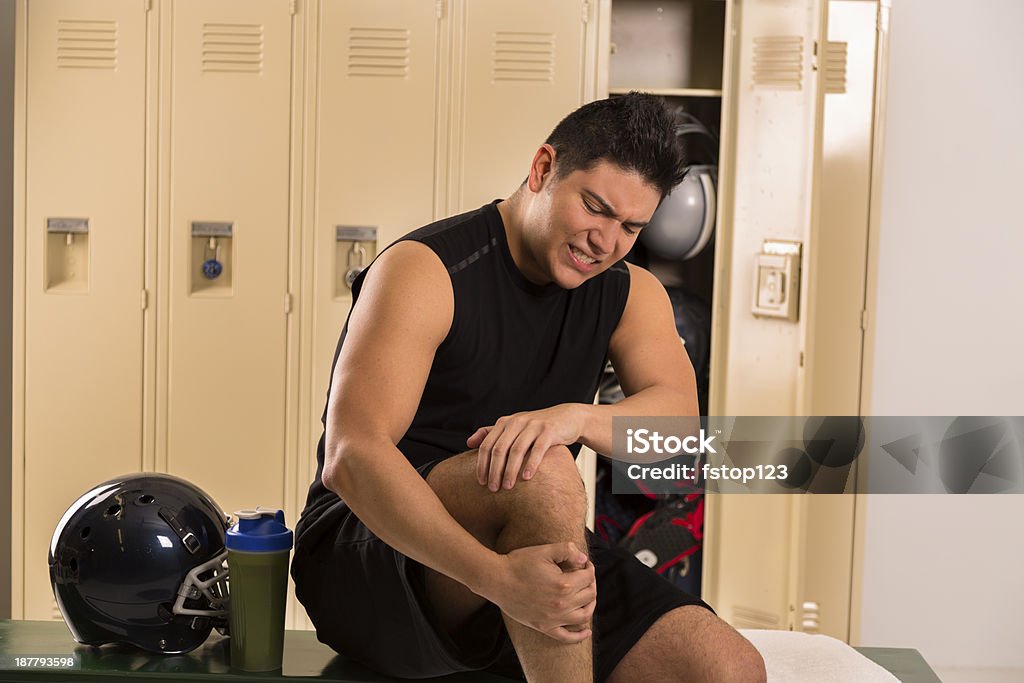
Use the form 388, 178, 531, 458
293, 93, 767, 682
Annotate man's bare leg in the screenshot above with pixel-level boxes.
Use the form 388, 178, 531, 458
608, 605, 767, 683
424, 446, 592, 683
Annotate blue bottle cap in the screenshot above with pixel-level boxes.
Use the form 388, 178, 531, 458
226, 508, 293, 553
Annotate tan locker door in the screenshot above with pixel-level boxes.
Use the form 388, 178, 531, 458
704, 0, 825, 632
22, 0, 148, 619
166, 0, 293, 517
456, 0, 587, 211
310, 0, 441, 455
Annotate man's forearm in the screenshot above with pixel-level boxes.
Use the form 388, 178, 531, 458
324, 440, 501, 597
576, 385, 697, 457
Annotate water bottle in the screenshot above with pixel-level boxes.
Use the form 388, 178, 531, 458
226, 508, 293, 671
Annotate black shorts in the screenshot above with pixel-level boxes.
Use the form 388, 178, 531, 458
291, 459, 713, 681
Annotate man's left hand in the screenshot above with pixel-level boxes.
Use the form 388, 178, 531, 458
467, 404, 586, 492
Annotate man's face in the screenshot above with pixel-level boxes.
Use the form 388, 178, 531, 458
524, 159, 661, 289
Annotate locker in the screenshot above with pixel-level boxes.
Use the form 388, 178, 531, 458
162, 0, 296, 518
453, 0, 589, 211
308, 0, 444, 468
602, 0, 734, 629
20, 0, 149, 620
698, 0, 827, 634
702, 0, 884, 641
599, 0, 880, 641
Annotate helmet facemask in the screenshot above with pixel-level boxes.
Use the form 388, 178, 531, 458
173, 549, 230, 621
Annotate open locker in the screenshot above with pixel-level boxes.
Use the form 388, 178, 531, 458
587, 0, 733, 611
593, 0, 883, 641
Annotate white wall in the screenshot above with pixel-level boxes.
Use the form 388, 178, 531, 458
858, 0, 1024, 670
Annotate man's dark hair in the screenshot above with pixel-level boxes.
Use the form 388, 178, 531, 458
544, 92, 687, 198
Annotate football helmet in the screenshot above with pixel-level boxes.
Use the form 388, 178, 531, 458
49, 473, 231, 654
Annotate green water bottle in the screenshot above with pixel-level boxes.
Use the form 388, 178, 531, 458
226, 508, 293, 672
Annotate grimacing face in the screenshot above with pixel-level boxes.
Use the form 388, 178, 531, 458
523, 159, 661, 289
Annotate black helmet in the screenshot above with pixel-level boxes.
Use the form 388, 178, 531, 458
49, 473, 231, 654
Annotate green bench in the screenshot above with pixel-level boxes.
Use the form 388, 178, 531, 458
0, 620, 939, 682
0, 621, 506, 682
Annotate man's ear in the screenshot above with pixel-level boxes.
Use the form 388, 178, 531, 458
527, 144, 557, 193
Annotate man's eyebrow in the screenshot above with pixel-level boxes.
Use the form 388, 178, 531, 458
583, 189, 648, 229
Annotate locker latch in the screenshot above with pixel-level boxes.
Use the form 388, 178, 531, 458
336, 226, 378, 291
752, 240, 801, 321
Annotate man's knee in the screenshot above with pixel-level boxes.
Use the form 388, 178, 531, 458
695, 617, 766, 683
505, 445, 587, 524
611, 606, 766, 683
490, 445, 587, 553
425, 446, 587, 546
718, 639, 767, 683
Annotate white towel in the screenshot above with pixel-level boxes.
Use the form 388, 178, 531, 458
738, 629, 900, 683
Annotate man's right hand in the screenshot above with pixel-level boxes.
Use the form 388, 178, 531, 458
481, 541, 597, 644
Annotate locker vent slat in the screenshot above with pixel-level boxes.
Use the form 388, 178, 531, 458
57, 20, 117, 70
492, 32, 555, 83
752, 36, 804, 91
801, 601, 821, 634
731, 605, 781, 629
202, 23, 263, 74
347, 27, 411, 79
824, 41, 848, 94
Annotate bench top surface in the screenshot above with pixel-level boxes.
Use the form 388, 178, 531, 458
0, 620, 506, 681
0, 620, 938, 682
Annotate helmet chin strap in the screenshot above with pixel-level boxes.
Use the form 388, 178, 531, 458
173, 550, 230, 618
158, 507, 202, 554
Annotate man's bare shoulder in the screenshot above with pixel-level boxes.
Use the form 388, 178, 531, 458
352, 240, 454, 347
620, 261, 673, 312
365, 240, 450, 289
612, 262, 675, 342
623, 261, 662, 294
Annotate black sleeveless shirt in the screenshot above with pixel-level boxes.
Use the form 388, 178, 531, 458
296, 201, 631, 550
